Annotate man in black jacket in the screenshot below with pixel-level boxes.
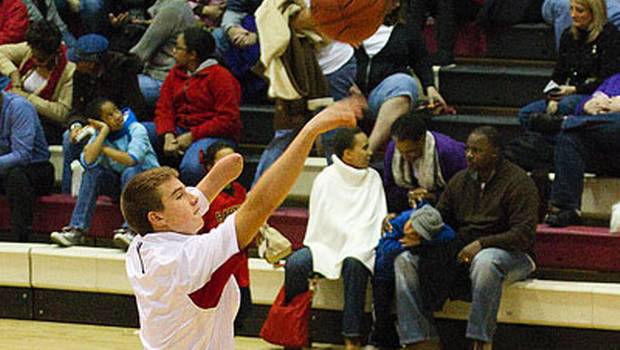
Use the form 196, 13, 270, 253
62, 33, 147, 194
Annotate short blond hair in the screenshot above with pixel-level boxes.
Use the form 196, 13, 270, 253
121, 167, 179, 235
571, 0, 608, 43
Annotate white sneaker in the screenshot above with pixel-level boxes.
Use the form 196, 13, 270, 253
50, 227, 85, 247
113, 228, 136, 251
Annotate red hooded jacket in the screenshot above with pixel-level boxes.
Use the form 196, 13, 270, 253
154, 62, 242, 141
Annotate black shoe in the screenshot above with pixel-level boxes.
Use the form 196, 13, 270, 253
544, 210, 581, 227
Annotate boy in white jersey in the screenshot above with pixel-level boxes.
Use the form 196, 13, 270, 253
122, 96, 365, 349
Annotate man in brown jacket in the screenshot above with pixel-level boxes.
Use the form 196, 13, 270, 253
394, 126, 538, 350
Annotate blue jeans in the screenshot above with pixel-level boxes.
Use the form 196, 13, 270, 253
69, 164, 144, 231
61, 130, 84, 194
284, 247, 371, 338
138, 74, 164, 113
542, 0, 620, 49
368, 73, 420, 116
550, 119, 620, 211
142, 122, 235, 186
250, 56, 357, 187
394, 248, 535, 344
251, 129, 294, 187
518, 94, 587, 129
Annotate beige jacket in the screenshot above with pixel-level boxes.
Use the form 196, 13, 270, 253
0, 42, 75, 125
255, 0, 325, 100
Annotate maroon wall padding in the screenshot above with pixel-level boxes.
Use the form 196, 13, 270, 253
0, 194, 124, 238
535, 224, 620, 272
268, 207, 309, 250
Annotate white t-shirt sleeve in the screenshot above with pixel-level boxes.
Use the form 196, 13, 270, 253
186, 186, 210, 216
178, 212, 240, 293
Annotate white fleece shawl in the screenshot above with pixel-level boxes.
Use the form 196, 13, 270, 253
303, 155, 387, 279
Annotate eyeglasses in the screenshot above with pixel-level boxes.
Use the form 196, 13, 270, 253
173, 46, 188, 52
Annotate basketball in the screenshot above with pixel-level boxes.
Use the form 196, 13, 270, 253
310, 0, 387, 46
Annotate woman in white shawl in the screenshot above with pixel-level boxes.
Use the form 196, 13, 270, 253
283, 127, 387, 350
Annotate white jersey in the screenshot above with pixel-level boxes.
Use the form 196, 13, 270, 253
126, 187, 241, 350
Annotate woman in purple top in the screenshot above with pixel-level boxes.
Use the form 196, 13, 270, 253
384, 112, 467, 213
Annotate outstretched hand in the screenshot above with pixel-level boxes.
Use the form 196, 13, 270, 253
306, 95, 367, 136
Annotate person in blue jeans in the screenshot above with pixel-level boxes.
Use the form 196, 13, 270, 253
394, 127, 537, 350
520, 0, 620, 132
251, 47, 357, 188
370, 203, 455, 349
50, 98, 159, 247
545, 73, 620, 227
284, 127, 385, 350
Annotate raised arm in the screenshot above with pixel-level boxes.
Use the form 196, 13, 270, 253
196, 153, 244, 203
234, 96, 365, 248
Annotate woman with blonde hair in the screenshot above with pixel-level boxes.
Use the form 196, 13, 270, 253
518, 0, 620, 132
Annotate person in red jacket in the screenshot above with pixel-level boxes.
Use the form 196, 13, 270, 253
199, 141, 252, 330
143, 25, 242, 186
0, 0, 29, 46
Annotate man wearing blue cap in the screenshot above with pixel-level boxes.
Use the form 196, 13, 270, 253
62, 34, 146, 200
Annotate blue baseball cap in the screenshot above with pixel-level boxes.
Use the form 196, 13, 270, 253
68, 34, 109, 62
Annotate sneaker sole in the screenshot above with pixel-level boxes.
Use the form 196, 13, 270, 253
113, 235, 131, 250
50, 232, 73, 247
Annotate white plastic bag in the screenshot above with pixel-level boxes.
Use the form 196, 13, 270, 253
71, 160, 84, 197
611, 202, 620, 235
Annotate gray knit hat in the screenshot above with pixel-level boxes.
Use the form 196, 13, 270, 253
410, 205, 444, 241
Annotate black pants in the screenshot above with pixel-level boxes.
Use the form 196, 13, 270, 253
1, 162, 55, 241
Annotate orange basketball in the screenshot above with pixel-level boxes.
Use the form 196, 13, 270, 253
310, 0, 386, 46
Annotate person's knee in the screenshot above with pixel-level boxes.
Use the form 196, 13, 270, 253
470, 249, 504, 285
394, 251, 417, 275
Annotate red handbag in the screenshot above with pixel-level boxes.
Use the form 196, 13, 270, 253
260, 285, 313, 348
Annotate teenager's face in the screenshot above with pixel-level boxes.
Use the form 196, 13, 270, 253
174, 34, 192, 67
343, 132, 372, 169
153, 177, 204, 235
99, 101, 124, 131
395, 136, 425, 163
571, 0, 593, 30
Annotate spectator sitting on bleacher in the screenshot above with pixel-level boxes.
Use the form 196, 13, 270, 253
61, 34, 147, 194
518, 0, 620, 132
545, 72, 620, 227
143, 26, 241, 186
0, 91, 54, 242
50, 98, 159, 247
355, 1, 449, 155
394, 126, 537, 350
370, 202, 456, 349
251, 6, 358, 186
130, 0, 195, 111
384, 112, 466, 213
198, 141, 253, 331
0, 0, 29, 46
284, 127, 385, 350
0, 20, 75, 145
542, 0, 620, 49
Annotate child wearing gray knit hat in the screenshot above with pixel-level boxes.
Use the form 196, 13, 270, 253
409, 204, 445, 241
